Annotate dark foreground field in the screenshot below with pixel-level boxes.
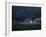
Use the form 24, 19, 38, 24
12, 23, 41, 31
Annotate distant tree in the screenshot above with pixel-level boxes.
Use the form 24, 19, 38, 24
32, 17, 34, 23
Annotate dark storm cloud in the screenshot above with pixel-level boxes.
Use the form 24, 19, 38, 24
12, 6, 41, 21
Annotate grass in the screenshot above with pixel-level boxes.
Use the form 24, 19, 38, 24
12, 23, 41, 31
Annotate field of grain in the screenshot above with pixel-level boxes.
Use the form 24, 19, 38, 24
12, 23, 41, 31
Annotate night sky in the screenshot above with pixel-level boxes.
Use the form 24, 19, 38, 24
12, 6, 41, 21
